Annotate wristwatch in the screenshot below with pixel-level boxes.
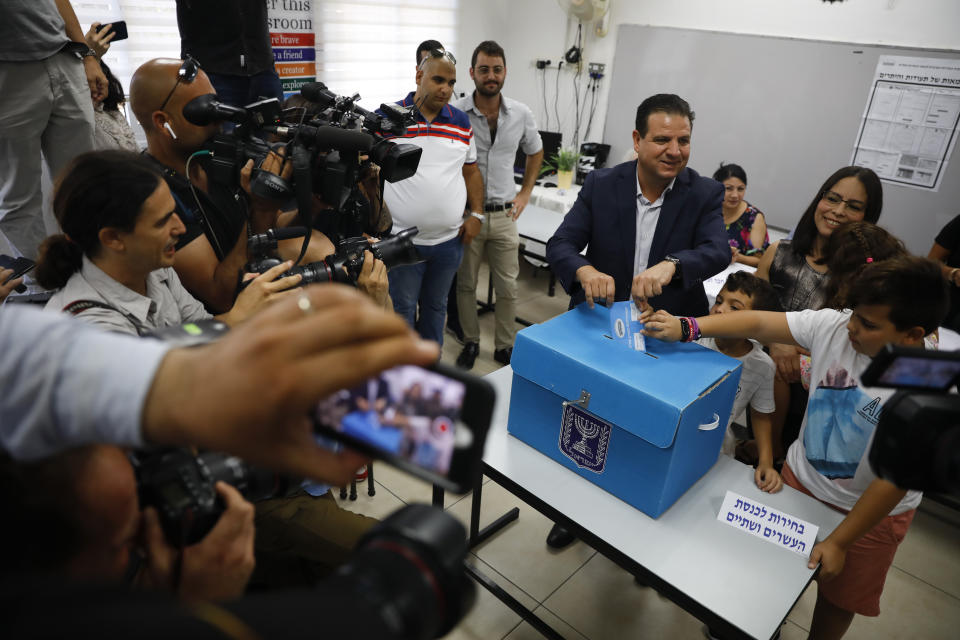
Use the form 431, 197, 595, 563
79, 47, 98, 59
469, 212, 485, 221
664, 255, 682, 282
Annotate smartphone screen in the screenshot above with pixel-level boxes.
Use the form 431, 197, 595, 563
312, 363, 493, 492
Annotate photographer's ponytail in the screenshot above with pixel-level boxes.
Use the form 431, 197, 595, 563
35, 234, 84, 291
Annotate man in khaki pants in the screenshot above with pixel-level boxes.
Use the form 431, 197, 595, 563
453, 40, 543, 369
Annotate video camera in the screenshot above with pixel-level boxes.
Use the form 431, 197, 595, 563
243, 226, 422, 289
132, 448, 299, 547
862, 345, 960, 494
181, 84, 421, 241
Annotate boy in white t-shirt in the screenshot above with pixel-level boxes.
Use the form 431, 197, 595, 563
697, 271, 782, 493
640, 256, 949, 640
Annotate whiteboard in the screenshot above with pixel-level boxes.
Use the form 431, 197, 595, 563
602, 24, 960, 254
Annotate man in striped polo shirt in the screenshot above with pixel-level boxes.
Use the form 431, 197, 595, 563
382, 47, 484, 346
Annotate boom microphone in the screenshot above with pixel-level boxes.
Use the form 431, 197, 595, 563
291, 125, 374, 153
183, 94, 249, 126
300, 82, 337, 107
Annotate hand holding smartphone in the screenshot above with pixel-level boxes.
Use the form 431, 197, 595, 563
98, 20, 128, 42
312, 362, 495, 493
0, 255, 35, 294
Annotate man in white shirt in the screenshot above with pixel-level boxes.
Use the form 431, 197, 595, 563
452, 41, 543, 369
381, 47, 484, 346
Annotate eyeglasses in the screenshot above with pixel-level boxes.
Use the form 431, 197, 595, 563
159, 56, 201, 112
419, 48, 457, 69
821, 190, 866, 215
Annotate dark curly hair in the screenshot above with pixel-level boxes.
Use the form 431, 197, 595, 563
846, 255, 948, 334
721, 271, 782, 313
822, 222, 907, 310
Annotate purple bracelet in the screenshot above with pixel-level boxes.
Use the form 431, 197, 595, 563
686, 316, 701, 342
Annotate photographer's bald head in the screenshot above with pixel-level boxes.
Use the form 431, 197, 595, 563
130, 58, 220, 168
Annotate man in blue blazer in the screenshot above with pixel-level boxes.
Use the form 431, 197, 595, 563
546, 94, 728, 318
543, 94, 729, 549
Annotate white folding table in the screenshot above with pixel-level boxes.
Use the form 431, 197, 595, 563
466, 366, 845, 640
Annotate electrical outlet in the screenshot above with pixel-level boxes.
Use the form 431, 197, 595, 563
588, 62, 605, 76
535, 59, 552, 69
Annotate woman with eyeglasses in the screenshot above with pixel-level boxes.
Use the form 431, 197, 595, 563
754, 166, 883, 459
757, 166, 883, 313
713, 162, 769, 267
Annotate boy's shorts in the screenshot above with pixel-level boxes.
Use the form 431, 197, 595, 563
782, 462, 915, 616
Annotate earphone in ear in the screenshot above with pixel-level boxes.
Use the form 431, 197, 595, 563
163, 122, 178, 140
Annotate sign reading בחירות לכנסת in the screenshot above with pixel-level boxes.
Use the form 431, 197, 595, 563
717, 490, 819, 557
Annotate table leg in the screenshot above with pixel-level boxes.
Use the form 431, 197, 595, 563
469, 475, 520, 547
471, 507, 519, 548
465, 562, 568, 640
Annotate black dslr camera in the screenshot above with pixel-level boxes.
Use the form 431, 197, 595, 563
862, 345, 960, 494
244, 226, 422, 289
132, 448, 299, 547
329, 503, 476, 639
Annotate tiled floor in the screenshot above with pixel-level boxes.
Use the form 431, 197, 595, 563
336, 259, 960, 640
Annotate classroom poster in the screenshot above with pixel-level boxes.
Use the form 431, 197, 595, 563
851, 56, 960, 191
266, 0, 318, 97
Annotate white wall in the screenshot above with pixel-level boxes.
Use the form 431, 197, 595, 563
458, 0, 960, 153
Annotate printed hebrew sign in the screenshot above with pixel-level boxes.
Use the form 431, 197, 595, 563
717, 490, 819, 557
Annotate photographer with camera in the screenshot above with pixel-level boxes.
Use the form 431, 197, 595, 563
34, 149, 383, 588
36, 151, 297, 333
128, 58, 339, 313
1, 294, 478, 639
1, 444, 256, 602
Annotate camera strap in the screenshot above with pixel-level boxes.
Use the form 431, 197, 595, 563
62, 299, 151, 337
289, 143, 313, 265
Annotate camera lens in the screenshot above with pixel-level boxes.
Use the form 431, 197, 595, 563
371, 227, 422, 270
198, 452, 291, 502
370, 140, 421, 183
332, 504, 475, 640
293, 260, 353, 286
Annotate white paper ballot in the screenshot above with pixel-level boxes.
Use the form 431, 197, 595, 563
609, 301, 645, 352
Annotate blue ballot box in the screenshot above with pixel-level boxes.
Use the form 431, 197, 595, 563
508, 303, 742, 518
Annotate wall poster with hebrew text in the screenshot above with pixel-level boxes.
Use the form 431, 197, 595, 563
852, 56, 960, 192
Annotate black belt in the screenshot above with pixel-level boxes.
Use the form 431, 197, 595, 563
484, 202, 514, 212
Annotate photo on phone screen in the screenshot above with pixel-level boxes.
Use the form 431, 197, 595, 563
312, 363, 494, 493
875, 355, 960, 390
862, 344, 960, 392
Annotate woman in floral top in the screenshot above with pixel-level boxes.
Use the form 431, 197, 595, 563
714, 163, 768, 267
